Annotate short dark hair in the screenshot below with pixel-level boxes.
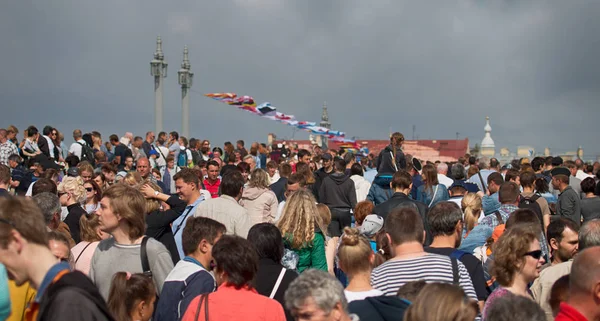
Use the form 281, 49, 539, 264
581, 177, 597, 194
247, 223, 284, 263
32, 178, 57, 196
334, 158, 346, 172
499, 182, 520, 204
220, 171, 245, 197
297, 149, 311, 160
385, 207, 424, 245
206, 160, 219, 170
0, 165, 10, 185
169, 131, 179, 140
236, 140, 245, 147
212, 235, 258, 289
287, 173, 306, 187
109, 134, 119, 143
531, 157, 545, 172
520, 171, 536, 188
391, 170, 412, 190
505, 209, 541, 232
101, 163, 117, 174
350, 163, 363, 176
182, 217, 226, 256
279, 163, 292, 178
487, 172, 504, 186
427, 202, 463, 237
173, 168, 199, 186
42, 126, 53, 136
450, 163, 466, 180
27, 126, 39, 136
505, 169, 520, 182
547, 218, 580, 245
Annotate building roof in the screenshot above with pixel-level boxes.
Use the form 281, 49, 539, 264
274, 138, 470, 163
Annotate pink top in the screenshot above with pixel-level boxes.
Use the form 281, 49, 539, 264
71, 241, 100, 276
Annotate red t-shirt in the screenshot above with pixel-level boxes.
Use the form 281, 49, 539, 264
203, 178, 221, 198
555, 303, 589, 321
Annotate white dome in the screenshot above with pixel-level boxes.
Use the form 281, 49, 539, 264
481, 136, 495, 148
481, 116, 495, 148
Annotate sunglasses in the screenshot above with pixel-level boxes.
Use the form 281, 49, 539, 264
85, 187, 94, 192
525, 250, 543, 260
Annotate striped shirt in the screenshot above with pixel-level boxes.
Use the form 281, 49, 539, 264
371, 253, 477, 300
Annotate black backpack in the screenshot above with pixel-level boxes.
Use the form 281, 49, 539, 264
78, 142, 96, 166
519, 194, 544, 231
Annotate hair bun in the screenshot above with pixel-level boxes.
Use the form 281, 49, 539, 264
341, 227, 360, 246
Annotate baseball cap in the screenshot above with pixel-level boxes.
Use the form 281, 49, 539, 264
67, 167, 80, 177
358, 214, 384, 238
551, 167, 570, 177
321, 153, 332, 161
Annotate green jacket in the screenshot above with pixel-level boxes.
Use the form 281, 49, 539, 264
285, 231, 328, 273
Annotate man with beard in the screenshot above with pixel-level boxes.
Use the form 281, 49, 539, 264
424, 201, 488, 310
543, 218, 579, 270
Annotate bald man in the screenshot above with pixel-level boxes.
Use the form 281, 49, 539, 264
555, 246, 600, 320
137, 157, 168, 192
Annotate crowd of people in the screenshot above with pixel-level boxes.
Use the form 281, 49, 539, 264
0, 124, 600, 321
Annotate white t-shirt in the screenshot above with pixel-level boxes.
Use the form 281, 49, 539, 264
344, 289, 384, 303
155, 146, 170, 167
68, 139, 87, 160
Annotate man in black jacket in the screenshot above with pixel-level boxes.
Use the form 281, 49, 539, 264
0, 197, 113, 320
373, 169, 432, 245
319, 158, 357, 237
313, 153, 334, 202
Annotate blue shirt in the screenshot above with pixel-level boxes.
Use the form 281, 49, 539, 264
35, 262, 70, 302
172, 195, 205, 259
0, 264, 10, 320
482, 193, 501, 216
469, 169, 495, 193
364, 168, 377, 184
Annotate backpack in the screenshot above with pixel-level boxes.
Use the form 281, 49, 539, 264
78, 142, 96, 166
519, 194, 544, 232
190, 149, 201, 166
177, 148, 188, 167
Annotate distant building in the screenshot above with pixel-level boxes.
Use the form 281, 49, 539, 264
270, 136, 469, 163
480, 116, 495, 157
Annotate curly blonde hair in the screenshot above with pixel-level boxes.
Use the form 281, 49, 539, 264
490, 224, 539, 287
277, 189, 325, 249
462, 193, 482, 233
58, 176, 86, 204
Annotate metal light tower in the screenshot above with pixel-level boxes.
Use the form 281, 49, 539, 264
150, 36, 168, 133
178, 45, 193, 139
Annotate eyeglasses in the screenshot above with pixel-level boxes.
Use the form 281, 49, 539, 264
525, 250, 543, 260
85, 187, 94, 192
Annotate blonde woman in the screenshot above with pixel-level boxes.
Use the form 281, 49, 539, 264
405, 283, 479, 321
58, 176, 87, 243
458, 193, 493, 254
277, 189, 327, 272
240, 168, 278, 226
338, 227, 383, 302
71, 214, 110, 275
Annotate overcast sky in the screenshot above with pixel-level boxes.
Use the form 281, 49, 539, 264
1, 1, 599, 157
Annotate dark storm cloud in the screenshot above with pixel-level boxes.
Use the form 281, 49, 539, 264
0, 0, 599, 157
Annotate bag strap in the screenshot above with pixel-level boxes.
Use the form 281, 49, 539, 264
493, 210, 503, 224
74, 242, 93, 264
477, 172, 487, 193
428, 185, 439, 207
194, 293, 208, 321
390, 150, 398, 172
451, 257, 459, 285
140, 236, 152, 278
269, 267, 287, 298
